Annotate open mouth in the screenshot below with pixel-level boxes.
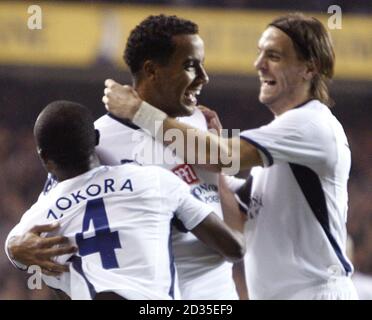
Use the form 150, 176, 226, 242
184, 88, 201, 106
261, 79, 277, 87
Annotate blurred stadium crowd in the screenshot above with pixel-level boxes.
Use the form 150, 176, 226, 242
0, 126, 50, 298
1, 0, 371, 299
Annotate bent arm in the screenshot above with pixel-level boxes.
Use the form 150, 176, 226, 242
132, 107, 263, 172
219, 174, 249, 299
140, 115, 263, 173
191, 212, 246, 263
103, 80, 263, 173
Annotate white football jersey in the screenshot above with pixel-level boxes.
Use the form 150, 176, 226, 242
94, 108, 238, 299
238, 100, 357, 299
8, 164, 212, 300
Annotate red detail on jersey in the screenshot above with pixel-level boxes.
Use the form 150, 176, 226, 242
172, 164, 199, 185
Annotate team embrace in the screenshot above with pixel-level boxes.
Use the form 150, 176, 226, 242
5, 13, 358, 300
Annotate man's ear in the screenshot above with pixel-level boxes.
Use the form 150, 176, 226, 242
143, 60, 157, 80
37, 147, 47, 161
303, 60, 317, 81
37, 148, 55, 173
95, 129, 100, 146
44, 159, 58, 176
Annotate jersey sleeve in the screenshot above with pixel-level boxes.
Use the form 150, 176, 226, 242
157, 168, 213, 230
240, 109, 332, 169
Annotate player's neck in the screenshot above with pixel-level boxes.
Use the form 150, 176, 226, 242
136, 84, 168, 113
269, 92, 312, 116
53, 154, 101, 182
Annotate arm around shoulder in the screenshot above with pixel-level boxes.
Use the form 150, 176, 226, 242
233, 137, 263, 171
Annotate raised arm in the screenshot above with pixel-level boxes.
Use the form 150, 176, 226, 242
102, 79, 262, 174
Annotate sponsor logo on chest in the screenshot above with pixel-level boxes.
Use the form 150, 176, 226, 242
172, 164, 199, 184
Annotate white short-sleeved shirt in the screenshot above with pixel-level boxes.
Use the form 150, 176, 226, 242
7, 164, 212, 300
94, 108, 238, 300
238, 100, 356, 299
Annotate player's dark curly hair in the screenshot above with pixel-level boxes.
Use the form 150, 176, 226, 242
269, 13, 335, 107
124, 14, 198, 75
34, 100, 97, 169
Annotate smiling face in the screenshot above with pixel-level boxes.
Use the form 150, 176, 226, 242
254, 26, 313, 115
143, 34, 209, 117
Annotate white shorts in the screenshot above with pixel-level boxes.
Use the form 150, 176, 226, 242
290, 277, 359, 300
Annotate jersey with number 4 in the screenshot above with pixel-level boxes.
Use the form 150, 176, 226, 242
94, 109, 238, 300
8, 164, 212, 300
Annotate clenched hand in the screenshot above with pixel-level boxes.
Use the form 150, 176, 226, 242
102, 79, 142, 120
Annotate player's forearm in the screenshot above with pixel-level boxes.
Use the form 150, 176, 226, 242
102, 81, 253, 172
218, 174, 246, 233
232, 261, 249, 300
192, 213, 246, 263
162, 117, 232, 171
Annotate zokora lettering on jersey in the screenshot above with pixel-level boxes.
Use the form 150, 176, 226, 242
46, 178, 133, 220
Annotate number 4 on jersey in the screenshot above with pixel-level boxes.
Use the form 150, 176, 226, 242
76, 198, 121, 269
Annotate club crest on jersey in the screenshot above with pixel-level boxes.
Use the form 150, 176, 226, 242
172, 164, 199, 184
246, 194, 263, 220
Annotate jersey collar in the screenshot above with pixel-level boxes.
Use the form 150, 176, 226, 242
107, 113, 140, 130
293, 98, 317, 110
